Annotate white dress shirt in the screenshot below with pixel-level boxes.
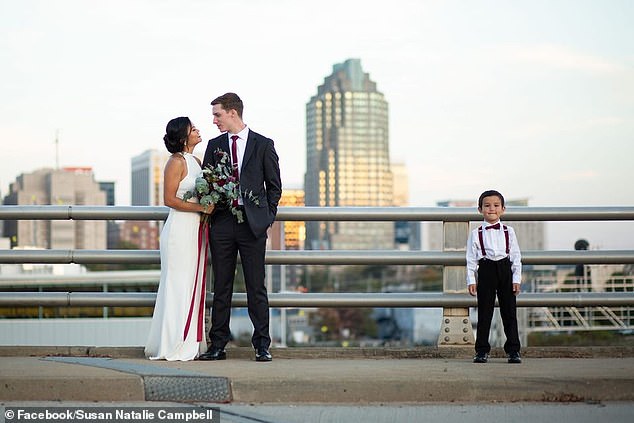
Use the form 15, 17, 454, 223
228, 126, 249, 205
465, 220, 522, 286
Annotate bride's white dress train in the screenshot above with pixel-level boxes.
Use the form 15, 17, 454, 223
145, 153, 206, 361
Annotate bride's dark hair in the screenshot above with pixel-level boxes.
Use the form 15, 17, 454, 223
163, 117, 191, 154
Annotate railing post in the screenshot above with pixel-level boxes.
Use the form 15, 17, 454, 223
438, 221, 475, 346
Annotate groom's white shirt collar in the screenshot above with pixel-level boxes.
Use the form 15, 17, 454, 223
229, 126, 249, 142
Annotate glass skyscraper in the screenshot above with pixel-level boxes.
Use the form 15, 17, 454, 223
305, 59, 393, 250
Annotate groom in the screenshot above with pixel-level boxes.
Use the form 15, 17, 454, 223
199, 93, 282, 362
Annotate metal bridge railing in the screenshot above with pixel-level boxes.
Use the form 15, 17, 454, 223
2, 205, 634, 221
1, 291, 633, 308
1, 205, 634, 346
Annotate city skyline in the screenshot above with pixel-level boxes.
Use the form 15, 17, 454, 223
1, 1, 633, 250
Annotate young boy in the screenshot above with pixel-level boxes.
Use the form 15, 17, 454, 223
466, 190, 522, 364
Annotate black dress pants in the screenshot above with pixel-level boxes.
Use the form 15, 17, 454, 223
208, 209, 270, 350
475, 257, 520, 355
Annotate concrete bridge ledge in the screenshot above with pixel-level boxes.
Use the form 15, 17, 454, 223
1, 346, 634, 404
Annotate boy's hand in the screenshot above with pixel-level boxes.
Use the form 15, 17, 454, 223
513, 283, 521, 296
468, 284, 477, 296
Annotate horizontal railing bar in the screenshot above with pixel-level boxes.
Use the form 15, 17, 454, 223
0, 270, 161, 287
286, 206, 634, 221
0, 250, 158, 264
0, 206, 168, 221
3, 277, 633, 290
1, 205, 634, 221
1, 249, 633, 265
1, 292, 633, 308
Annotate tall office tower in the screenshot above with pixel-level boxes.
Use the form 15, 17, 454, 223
2, 167, 107, 249
305, 58, 393, 250
131, 149, 171, 206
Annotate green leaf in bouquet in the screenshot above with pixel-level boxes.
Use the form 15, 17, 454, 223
200, 194, 214, 206
195, 177, 209, 194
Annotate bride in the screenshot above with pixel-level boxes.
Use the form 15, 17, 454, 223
145, 117, 214, 361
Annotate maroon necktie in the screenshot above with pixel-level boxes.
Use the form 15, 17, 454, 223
231, 135, 240, 207
485, 223, 500, 230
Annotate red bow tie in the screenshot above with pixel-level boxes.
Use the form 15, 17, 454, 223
485, 223, 500, 230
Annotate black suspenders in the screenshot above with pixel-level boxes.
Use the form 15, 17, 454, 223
477, 225, 509, 257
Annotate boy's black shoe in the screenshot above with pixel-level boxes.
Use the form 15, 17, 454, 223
255, 348, 272, 362
473, 352, 488, 363
507, 352, 522, 364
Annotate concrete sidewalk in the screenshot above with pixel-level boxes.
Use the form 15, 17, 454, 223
1, 347, 634, 404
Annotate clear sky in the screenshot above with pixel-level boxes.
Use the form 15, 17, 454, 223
1, 0, 633, 250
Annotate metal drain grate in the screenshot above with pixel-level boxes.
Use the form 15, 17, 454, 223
144, 376, 231, 402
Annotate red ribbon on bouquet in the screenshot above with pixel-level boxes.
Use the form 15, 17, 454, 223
183, 219, 209, 342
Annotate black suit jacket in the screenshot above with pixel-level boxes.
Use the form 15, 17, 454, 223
202, 130, 282, 238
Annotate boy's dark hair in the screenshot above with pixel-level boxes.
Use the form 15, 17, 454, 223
478, 190, 505, 209
211, 92, 243, 118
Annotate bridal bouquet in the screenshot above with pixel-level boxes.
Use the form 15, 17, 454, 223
183, 148, 258, 223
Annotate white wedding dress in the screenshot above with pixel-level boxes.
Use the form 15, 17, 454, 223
145, 152, 207, 361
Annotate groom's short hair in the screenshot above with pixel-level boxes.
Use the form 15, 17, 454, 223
211, 93, 243, 118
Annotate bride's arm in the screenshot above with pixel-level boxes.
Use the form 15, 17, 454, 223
163, 155, 213, 214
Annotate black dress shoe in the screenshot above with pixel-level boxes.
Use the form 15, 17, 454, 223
473, 352, 489, 363
507, 352, 522, 364
198, 347, 226, 361
255, 348, 272, 362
